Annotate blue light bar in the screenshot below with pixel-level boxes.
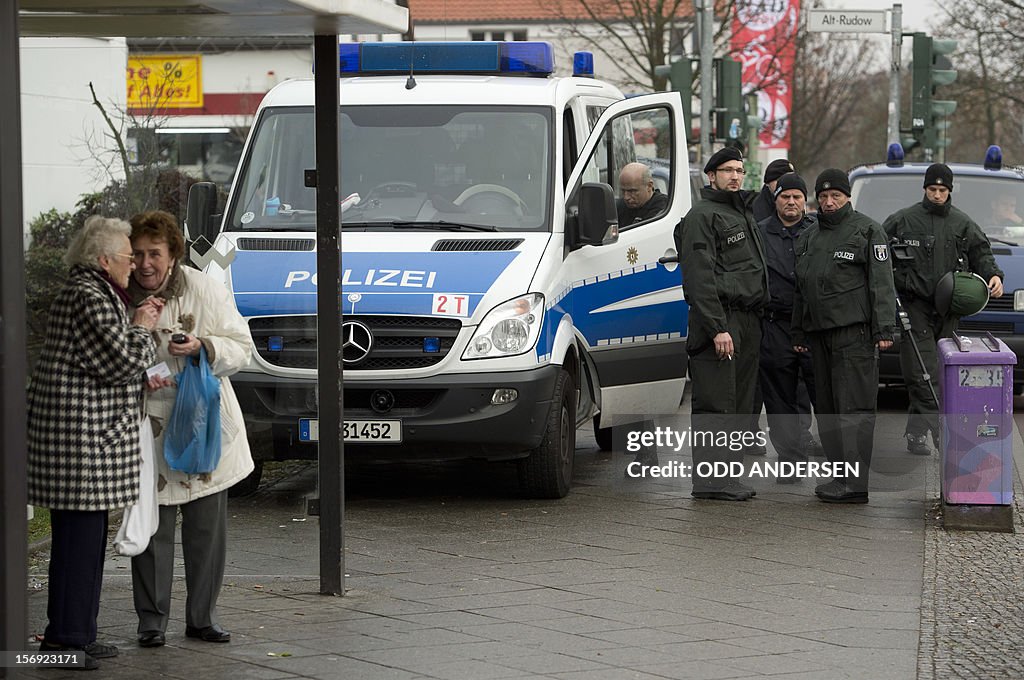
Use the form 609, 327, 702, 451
422, 337, 441, 353
886, 143, 905, 168
338, 42, 554, 76
985, 145, 1003, 171
268, 335, 284, 352
573, 51, 595, 77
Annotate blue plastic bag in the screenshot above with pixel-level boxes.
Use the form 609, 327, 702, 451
163, 346, 222, 474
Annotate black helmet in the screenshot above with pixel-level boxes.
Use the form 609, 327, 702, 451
934, 272, 990, 317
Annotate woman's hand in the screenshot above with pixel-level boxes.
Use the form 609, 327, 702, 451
168, 334, 202, 358
132, 298, 165, 330
145, 375, 175, 392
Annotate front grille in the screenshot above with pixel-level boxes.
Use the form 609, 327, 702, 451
432, 238, 523, 252
237, 238, 315, 251
957, 320, 1015, 334
345, 389, 442, 411
982, 296, 1015, 312
250, 315, 462, 370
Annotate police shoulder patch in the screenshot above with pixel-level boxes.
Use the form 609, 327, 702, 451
873, 243, 889, 262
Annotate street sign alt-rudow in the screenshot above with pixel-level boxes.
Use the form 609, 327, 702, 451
807, 9, 888, 33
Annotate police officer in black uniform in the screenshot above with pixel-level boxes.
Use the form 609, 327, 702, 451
616, 162, 669, 228
752, 158, 796, 223
675, 147, 769, 501
883, 163, 1004, 455
757, 173, 818, 480
792, 169, 896, 503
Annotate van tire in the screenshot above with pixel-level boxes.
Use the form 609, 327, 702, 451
519, 369, 576, 499
229, 460, 263, 498
593, 416, 613, 451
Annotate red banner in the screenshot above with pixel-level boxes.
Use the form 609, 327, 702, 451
730, 0, 801, 151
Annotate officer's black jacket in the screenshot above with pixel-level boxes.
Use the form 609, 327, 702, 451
751, 184, 776, 223
674, 187, 769, 352
882, 197, 1003, 303
758, 212, 816, 316
616, 190, 669, 228
791, 203, 896, 345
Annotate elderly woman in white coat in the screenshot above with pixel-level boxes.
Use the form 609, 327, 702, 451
127, 210, 254, 648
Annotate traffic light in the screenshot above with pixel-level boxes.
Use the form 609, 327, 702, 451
654, 57, 693, 138
714, 58, 743, 142
911, 33, 957, 159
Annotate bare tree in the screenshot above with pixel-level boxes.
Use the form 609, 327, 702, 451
931, 0, 1024, 161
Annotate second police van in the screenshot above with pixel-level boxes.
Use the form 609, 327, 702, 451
849, 144, 1024, 393
186, 42, 693, 497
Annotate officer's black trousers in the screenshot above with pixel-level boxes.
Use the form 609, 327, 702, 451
689, 309, 761, 490
759, 318, 816, 464
808, 323, 878, 493
899, 297, 953, 438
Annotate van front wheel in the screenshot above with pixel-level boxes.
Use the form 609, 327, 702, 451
518, 369, 576, 499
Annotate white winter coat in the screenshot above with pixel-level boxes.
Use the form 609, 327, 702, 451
132, 265, 254, 505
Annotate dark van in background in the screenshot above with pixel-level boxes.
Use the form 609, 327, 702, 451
849, 145, 1024, 394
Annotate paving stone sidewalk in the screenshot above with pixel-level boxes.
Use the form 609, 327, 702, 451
21, 401, 1024, 680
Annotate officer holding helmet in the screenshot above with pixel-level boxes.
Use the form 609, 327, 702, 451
882, 163, 1004, 455
792, 169, 896, 503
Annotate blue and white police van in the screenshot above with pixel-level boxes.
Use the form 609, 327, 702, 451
849, 145, 1024, 393
186, 42, 693, 497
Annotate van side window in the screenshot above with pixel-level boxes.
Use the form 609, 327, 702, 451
570, 105, 674, 232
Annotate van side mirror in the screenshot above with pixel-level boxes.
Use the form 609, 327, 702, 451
577, 182, 619, 247
185, 182, 219, 243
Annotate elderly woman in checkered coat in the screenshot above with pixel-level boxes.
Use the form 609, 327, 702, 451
27, 215, 164, 669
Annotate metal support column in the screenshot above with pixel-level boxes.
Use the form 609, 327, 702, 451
1, 1, 28, 672
698, 0, 714, 162
887, 4, 903, 148
313, 34, 344, 596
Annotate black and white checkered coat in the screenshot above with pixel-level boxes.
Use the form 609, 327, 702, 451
27, 265, 157, 511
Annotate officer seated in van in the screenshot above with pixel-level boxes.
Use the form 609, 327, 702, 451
616, 162, 669, 227
987, 194, 1024, 226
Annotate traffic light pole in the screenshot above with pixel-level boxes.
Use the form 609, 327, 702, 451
698, 0, 713, 162
887, 4, 902, 148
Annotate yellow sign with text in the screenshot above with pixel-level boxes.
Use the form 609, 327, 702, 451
127, 55, 203, 109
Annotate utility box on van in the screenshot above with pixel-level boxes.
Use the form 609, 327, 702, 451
188, 41, 693, 497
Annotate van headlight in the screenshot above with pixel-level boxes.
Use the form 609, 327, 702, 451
463, 294, 545, 359
1015, 289, 1024, 311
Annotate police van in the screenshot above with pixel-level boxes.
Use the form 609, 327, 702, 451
186, 42, 692, 497
849, 145, 1024, 393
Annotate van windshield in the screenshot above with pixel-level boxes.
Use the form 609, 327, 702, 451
226, 105, 552, 232
852, 174, 1024, 245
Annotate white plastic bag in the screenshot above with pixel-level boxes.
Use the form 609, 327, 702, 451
114, 415, 159, 556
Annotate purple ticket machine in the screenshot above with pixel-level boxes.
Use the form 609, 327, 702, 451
938, 334, 1016, 532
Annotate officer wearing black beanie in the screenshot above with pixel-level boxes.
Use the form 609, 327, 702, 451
752, 158, 795, 222
757, 173, 820, 478
791, 169, 896, 503
883, 163, 1003, 455
674, 149, 769, 501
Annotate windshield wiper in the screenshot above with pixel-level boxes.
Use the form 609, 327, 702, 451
355, 220, 499, 232
989, 236, 1020, 247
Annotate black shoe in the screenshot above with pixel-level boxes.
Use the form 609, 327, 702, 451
803, 437, 825, 457
624, 449, 658, 476
815, 480, 868, 504
732, 481, 757, 497
692, 481, 754, 501
185, 625, 231, 643
39, 641, 100, 670
745, 439, 767, 456
906, 434, 931, 456
137, 631, 166, 648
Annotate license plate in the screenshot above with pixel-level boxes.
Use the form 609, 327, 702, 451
298, 418, 402, 443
